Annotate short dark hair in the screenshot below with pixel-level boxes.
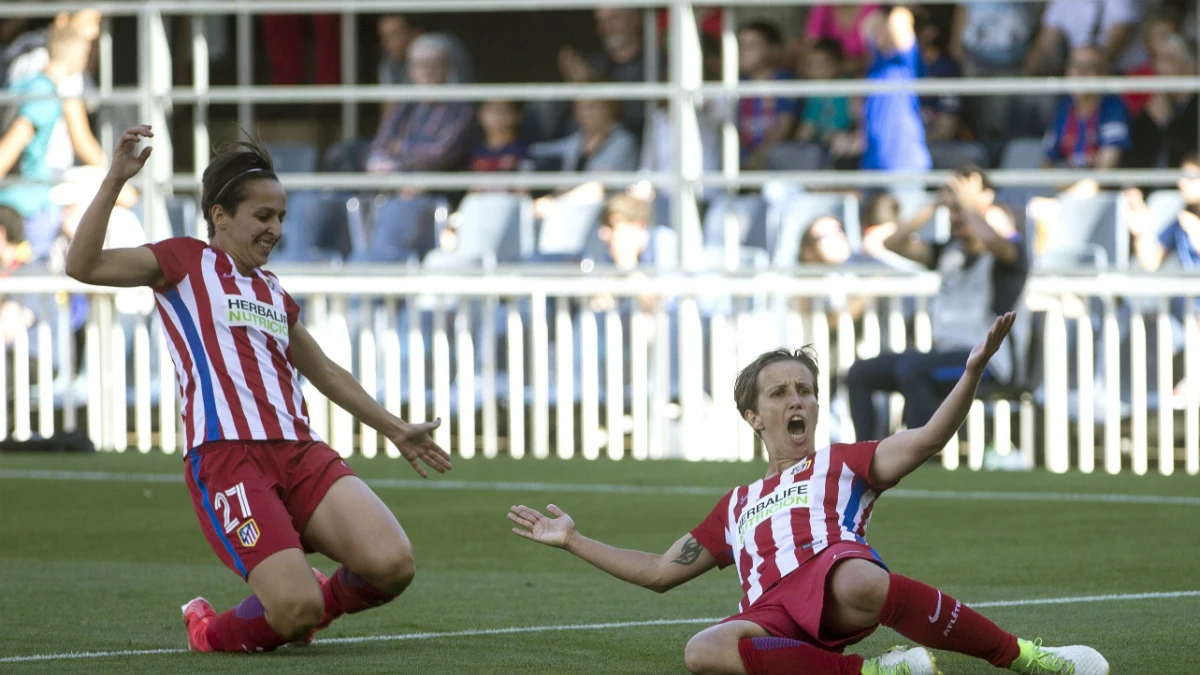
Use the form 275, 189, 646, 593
482, 98, 524, 114
952, 163, 995, 193
811, 38, 844, 62
0, 205, 24, 245
864, 193, 900, 228
200, 127, 279, 239
734, 347, 820, 417
739, 21, 784, 48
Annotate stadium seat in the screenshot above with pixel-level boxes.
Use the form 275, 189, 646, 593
165, 196, 196, 239
1036, 193, 1126, 271
771, 193, 860, 267
352, 196, 439, 263
423, 193, 532, 269
273, 191, 353, 262
928, 140, 990, 170
703, 194, 769, 252
1000, 137, 1045, 170
536, 200, 604, 256
265, 141, 319, 173
1144, 189, 1184, 235
763, 141, 827, 171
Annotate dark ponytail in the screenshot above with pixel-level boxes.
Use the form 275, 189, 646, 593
200, 127, 278, 239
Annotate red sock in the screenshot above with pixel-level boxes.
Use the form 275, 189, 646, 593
877, 574, 1020, 668
204, 594, 289, 653
738, 637, 864, 675
321, 566, 397, 623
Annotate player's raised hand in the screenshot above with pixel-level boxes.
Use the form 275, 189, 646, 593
966, 311, 1016, 376
387, 418, 452, 478
107, 125, 153, 183
509, 504, 576, 549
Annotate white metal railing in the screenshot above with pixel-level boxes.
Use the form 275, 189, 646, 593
1, 272, 1196, 475
3, 0, 1199, 263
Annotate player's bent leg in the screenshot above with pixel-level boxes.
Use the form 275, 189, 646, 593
191, 548, 324, 653
301, 476, 414, 626
684, 621, 769, 675
823, 558, 891, 636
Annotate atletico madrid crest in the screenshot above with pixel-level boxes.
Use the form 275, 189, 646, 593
237, 518, 261, 547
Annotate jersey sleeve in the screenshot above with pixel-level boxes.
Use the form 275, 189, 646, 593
1098, 98, 1131, 150
690, 490, 736, 569
141, 237, 206, 290
832, 441, 893, 492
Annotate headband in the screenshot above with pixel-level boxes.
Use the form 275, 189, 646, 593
212, 167, 265, 203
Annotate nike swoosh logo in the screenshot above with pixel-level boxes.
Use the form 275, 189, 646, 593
928, 590, 942, 623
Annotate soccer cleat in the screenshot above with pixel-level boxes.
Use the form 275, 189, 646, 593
289, 567, 332, 647
1009, 638, 1110, 675
861, 646, 941, 675
181, 597, 216, 653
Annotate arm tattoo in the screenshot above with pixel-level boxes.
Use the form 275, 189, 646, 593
671, 536, 704, 566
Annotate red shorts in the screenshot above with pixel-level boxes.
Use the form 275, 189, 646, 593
722, 542, 887, 652
184, 439, 356, 579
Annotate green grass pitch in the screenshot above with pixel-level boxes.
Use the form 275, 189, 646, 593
1, 452, 1197, 674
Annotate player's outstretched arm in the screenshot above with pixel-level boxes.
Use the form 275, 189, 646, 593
64, 125, 164, 288
508, 504, 716, 593
870, 312, 1016, 487
290, 320, 451, 478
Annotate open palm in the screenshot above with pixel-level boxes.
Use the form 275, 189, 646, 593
966, 312, 1016, 375
508, 504, 576, 549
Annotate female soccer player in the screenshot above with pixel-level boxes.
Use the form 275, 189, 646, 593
510, 313, 1109, 675
65, 125, 452, 653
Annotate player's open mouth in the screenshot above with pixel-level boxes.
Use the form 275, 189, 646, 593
255, 238, 276, 255
787, 415, 806, 443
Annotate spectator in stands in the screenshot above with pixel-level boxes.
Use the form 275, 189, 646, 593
857, 6, 931, 173
737, 21, 799, 170
0, 205, 35, 346
800, 3, 883, 77
949, 1, 1037, 141
0, 25, 91, 260
5, 9, 105, 172
795, 39, 853, 146
558, 7, 647, 138
468, 100, 531, 178
1122, 4, 1186, 116
1125, 154, 1200, 273
1125, 34, 1198, 170
847, 165, 1026, 441
1040, 46, 1130, 180
588, 193, 664, 314
797, 215, 854, 267
530, 97, 638, 177
915, 7, 963, 144
1023, 0, 1149, 75
365, 34, 475, 174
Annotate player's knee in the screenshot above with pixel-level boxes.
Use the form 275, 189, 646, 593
361, 543, 416, 595
683, 633, 731, 675
269, 591, 325, 640
829, 559, 889, 617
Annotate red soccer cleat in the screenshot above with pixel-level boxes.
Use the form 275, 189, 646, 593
290, 567, 334, 647
181, 597, 216, 652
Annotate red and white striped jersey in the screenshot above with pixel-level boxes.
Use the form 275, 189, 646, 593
691, 442, 889, 612
144, 237, 317, 451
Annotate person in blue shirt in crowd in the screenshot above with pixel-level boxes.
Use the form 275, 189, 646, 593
1042, 46, 1131, 174
0, 25, 91, 259
858, 5, 931, 173
795, 39, 853, 146
737, 21, 800, 170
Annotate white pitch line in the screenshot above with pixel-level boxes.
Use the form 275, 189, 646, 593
0, 591, 1196, 664
1, 469, 1198, 506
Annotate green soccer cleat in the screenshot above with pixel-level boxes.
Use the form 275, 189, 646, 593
861, 646, 941, 675
1009, 638, 1110, 675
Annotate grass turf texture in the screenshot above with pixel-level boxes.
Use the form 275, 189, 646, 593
1, 452, 1197, 674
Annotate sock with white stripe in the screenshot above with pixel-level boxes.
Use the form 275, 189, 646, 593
737, 637, 864, 675
877, 573, 1020, 668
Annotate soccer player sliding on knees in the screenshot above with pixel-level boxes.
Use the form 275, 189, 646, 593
510, 313, 1108, 675
66, 125, 453, 653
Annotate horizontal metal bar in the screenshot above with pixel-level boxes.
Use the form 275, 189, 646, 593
2, 167, 1184, 192
700, 76, 1200, 98
5, 272, 1198, 298
0, 89, 146, 105
0, 0, 1038, 15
